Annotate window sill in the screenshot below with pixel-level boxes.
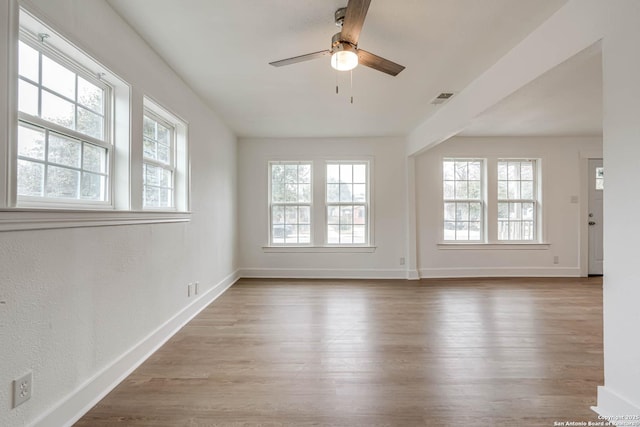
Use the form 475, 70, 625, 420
262, 246, 376, 253
437, 242, 550, 250
0, 209, 191, 232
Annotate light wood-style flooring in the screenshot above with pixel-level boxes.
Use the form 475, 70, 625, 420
76, 277, 604, 426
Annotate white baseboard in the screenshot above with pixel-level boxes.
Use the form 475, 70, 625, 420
418, 266, 581, 278
592, 386, 640, 425
30, 269, 241, 427
239, 267, 406, 279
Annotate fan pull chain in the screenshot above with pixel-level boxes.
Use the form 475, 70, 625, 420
350, 70, 354, 104
336, 68, 339, 94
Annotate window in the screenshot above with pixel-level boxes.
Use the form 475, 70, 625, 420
17, 36, 111, 204
443, 159, 483, 241
497, 160, 536, 241
269, 162, 312, 245
143, 111, 175, 208
326, 162, 368, 245
595, 166, 604, 190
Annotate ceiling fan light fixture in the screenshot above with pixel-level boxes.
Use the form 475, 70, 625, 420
331, 43, 358, 71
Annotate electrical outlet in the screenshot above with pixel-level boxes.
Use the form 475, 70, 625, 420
553, 256, 559, 265
399, 257, 405, 266
13, 371, 32, 408
194, 282, 199, 295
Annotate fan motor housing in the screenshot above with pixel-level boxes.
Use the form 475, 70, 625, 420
334, 7, 347, 27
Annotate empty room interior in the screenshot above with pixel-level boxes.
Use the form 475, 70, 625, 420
1, 0, 639, 426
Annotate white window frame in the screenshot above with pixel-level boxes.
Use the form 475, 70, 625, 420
268, 161, 313, 246
142, 109, 175, 209
497, 159, 538, 242
16, 29, 113, 208
325, 161, 370, 246
442, 158, 485, 242
0, 6, 190, 232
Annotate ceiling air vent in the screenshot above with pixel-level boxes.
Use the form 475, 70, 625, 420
431, 92, 454, 105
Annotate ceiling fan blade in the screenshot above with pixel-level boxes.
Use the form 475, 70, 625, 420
340, 0, 371, 45
269, 50, 331, 67
357, 49, 405, 76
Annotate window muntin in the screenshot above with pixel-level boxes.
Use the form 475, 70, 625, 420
326, 162, 368, 245
17, 35, 111, 204
443, 159, 483, 241
143, 111, 175, 209
270, 162, 312, 245
497, 160, 536, 241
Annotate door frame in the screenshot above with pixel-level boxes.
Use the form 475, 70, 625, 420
579, 150, 603, 277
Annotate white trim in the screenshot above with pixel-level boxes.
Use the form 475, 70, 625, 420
0, 208, 190, 231
28, 270, 240, 427
437, 243, 550, 250
262, 245, 376, 253
419, 266, 580, 278
239, 267, 405, 279
592, 386, 640, 426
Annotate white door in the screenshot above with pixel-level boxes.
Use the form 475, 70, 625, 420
588, 159, 604, 275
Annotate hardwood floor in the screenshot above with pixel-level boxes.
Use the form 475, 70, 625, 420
76, 277, 604, 427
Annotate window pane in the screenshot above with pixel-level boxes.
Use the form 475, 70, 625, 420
444, 222, 456, 240
498, 220, 509, 240
497, 181, 507, 199
456, 202, 469, 221
443, 161, 454, 180
456, 222, 469, 240
48, 133, 81, 168
19, 41, 39, 82
443, 181, 454, 199
17, 159, 44, 196
83, 143, 106, 173
327, 183, 339, 202
508, 162, 520, 180
353, 205, 366, 224
468, 181, 481, 199
454, 161, 467, 180
42, 91, 75, 130
353, 225, 366, 244
145, 163, 161, 186
157, 123, 171, 145
455, 181, 468, 199
81, 172, 104, 200
340, 164, 352, 183
42, 56, 75, 100
510, 222, 522, 240
521, 181, 534, 199
18, 125, 45, 160
285, 183, 297, 202
46, 166, 79, 199
523, 221, 535, 240
299, 225, 311, 244
143, 137, 156, 160
507, 181, 520, 199
271, 181, 284, 202
497, 162, 507, 180
284, 225, 298, 244
468, 162, 481, 180
299, 206, 311, 224
469, 202, 481, 221
339, 183, 352, 202
78, 76, 103, 114
144, 186, 159, 207
340, 225, 353, 244
298, 183, 311, 203
327, 206, 339, 225
161, 169, 172, 188
299, 164, 311, 183
328, 225, 339, 244
285, 164, 297, 183
285, 206, 298, 224
353, 164, 366, 183
353, 184, 366, 202
497, 202, 508, 220
469, 222, 481, 240
340, 206, 353, 225
509, 203, 522, 220
143, 116, 156, 139
521, 162, 533, 180
160, 187, 172, 207
18, 79, 39, 116
272, 206, 284, 224
327, 164, 340, 183
157, 143, 170, 164
77, 106, 104, 140
596, 167, 604, 190
522, 202, 534, 220
444, 202, 456, 221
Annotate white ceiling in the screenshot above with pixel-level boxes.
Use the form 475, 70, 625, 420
460, 43, 602, 137
107, 0, 568, 138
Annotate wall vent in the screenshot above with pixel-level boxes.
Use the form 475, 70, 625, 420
431, 92, 454, 105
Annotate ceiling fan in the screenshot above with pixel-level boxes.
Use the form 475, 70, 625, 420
269, 0, 405, 76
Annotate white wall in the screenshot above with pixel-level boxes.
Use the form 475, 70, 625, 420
238, 137, 407, 279
0, 1, 238, 426
415, 136, 602, 277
